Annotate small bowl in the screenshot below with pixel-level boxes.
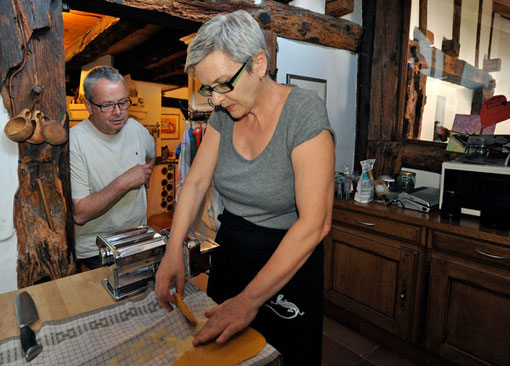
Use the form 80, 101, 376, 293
4, 108, 34, 142
27, 110, 45, 144
41, 115, 68, 145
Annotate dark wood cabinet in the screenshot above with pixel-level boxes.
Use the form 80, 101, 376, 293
325, 200, 510, 366
426, 253, 510, 366
325, 224, 421, 340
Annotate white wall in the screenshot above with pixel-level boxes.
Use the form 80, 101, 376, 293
290, 0, 325, 13
277, 0, 360, 172
0, 95, 20, 293
277, 41, 358, 172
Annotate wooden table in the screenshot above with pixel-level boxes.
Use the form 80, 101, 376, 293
1, 268, 282, 365
0, 267, 114, 340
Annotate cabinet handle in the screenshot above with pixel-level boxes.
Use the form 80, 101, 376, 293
475, 249, 510, 260
400, 279, 407, 311
354, 219, 376, 227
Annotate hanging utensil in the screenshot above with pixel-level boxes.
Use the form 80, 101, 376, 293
41, 114, 68, 145
4, 108, 34, 142
27, 110, 44, 144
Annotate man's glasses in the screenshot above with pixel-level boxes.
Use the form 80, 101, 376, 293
88, 98, 132, 113
198, 62, 247, 97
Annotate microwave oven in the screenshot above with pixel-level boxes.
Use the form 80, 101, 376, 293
440, 160, 510, 227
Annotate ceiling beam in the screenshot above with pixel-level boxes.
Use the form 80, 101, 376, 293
493, 0, 510, 19
64, 0, 362, 52
65, 16, 147, 70
113, 30, 188, 75
130, 55, 187, 82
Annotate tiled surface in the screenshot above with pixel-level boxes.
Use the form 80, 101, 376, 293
322, 317, 417, 366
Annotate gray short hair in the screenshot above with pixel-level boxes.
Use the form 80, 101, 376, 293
83, 66, 126, 101
185, 10, 269, 76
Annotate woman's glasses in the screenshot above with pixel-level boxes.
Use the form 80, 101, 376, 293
88, 98, 132, 113
198, 62, 247, 97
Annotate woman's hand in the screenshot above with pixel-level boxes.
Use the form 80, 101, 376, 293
192, 292, 259, 346
155, 247, 185, 312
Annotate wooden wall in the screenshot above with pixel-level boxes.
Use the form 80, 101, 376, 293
0, 0, 76, 287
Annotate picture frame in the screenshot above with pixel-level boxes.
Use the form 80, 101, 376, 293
160, 113, 180, 140
286, 74, 327, 103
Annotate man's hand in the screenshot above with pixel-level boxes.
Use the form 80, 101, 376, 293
72, 161, 154, 225
120, 162, 153, 190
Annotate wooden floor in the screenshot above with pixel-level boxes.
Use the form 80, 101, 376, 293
322, 316, 417, 366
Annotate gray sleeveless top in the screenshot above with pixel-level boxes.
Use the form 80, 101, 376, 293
209, 87, 334, 229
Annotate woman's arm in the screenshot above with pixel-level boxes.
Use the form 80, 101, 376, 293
155, 125, 220, 311
193, 129, 335, 344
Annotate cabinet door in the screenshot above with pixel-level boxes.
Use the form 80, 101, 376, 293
324, 225, 419, 339
426, 254, 510, 366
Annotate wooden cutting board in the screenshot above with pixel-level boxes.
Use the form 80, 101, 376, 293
174, 327, 266, 366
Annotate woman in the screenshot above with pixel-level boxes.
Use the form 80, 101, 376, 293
155, 10, 335, 365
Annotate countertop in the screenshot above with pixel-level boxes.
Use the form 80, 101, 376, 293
334, 199, 510, 246
0, 267, 114, 340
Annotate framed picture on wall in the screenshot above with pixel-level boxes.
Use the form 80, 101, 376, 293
161, 113, 180, 140
286, 74, 327, 103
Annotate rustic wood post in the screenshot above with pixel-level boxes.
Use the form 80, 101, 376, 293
0, 0, 76, 288
442, 0, 462, 57
418, 0, 434, 43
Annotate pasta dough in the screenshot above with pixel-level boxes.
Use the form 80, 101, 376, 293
174, 327, 266, 366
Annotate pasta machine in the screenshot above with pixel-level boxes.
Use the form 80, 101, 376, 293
96, 225, 219, 301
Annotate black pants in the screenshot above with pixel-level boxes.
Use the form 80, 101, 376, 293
79, 255, 104, 270
207, 210, 324, 366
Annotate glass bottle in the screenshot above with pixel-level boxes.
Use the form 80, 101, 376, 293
396, 171, 416, 192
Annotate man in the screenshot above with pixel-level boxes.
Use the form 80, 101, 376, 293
70, 66, 155, 270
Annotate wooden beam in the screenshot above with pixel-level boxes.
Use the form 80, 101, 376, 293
410, 34, 493, 89
1, 0, 77, 287
65, 16, 147, 70
403, 63, 427, 140
326, 0, 354, 18
483, 58, 501, 72
354, 0, 377, 168
65, 0, 363, 52
452, 0, 462, 42
419, 0, 427, 31
475, 0, 483, 68
442, 0, 462, 57
113, 30, 189, 75
418, 0, 434, 43
367, 141, 461, 176
366, 0, 408, 142
488, 10, 495, 59
130, 58, 187, 83
493, 0, 510, 19
0, 1, 24, 90
264, 30, 278, 80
